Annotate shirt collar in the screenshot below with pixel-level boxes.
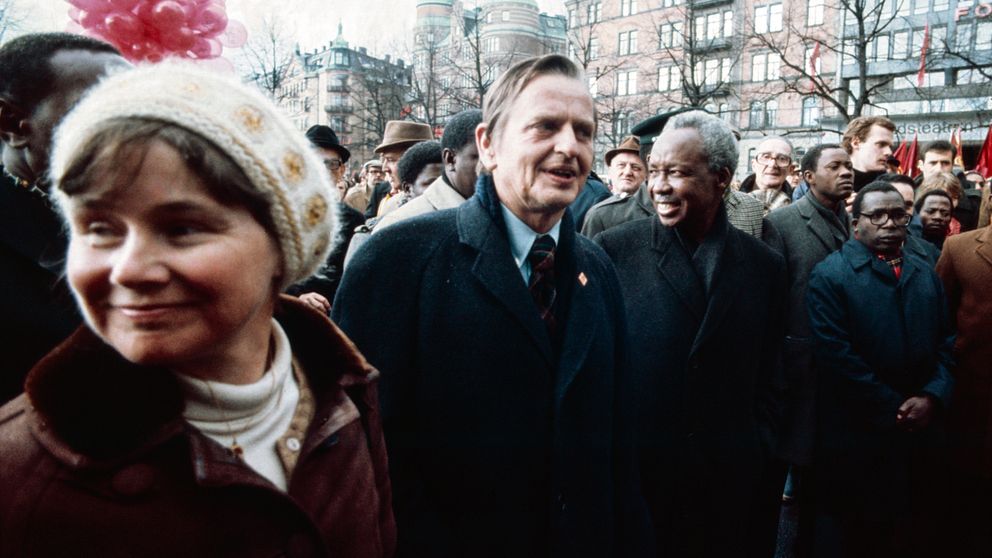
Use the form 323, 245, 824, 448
500, 202, 562, 270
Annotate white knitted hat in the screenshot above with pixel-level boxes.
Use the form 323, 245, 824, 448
50, 62, 335, 289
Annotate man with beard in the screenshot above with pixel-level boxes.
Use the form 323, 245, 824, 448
808, 182, 954, 558
595, 110, 785, 557
842, 116, 895, 192
763, 144, 853, 556
334, 54, 649, 558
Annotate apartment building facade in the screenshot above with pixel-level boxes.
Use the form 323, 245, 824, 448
565, 0, 992, 176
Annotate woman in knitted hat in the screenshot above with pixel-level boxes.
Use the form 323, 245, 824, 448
0, 63, 395, 558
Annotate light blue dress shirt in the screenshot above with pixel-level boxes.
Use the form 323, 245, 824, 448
500, 203, 562, 285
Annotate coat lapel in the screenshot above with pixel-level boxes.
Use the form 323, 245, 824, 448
458, 191, 555, 368
797, 197, 842, 252
553, 246, 596, 407
690, 228, 744, 356
652, 219, 706, 323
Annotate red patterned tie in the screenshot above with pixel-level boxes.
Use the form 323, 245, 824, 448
528, 234, 557, 334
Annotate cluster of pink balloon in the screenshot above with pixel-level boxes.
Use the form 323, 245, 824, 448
65, 0, 247, 69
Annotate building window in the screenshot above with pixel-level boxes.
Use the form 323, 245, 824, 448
718, 103, 731, 121
618, 30, 638, 55
752, 53, 779, 81
721, 57, 731, 82
621, 0, 637, 17
659, 22, 684, 48
801, 96, 820, 126
977, 22, 992, 50
486, 11, 492, 23
617, 70, 638, 95
869, 34, 890, 61
749, 101, 765, 128
658, 66, 682, 91
589, 76, 599, 96
754, 3, 782, 33
914, 0, 929, 15
568, 8, 577, 27
614, 112, 631, 136
590, 36, 600, 59
766, 100, 778, 127
587, 2, 602, 23
663, 0, 680, 6
723, 10, 734, 37
502, 10, 510, 21
892, 31, 909, 58
807, 0, 824, 26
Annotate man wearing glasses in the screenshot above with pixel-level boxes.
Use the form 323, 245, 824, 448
806, 181, 954, 557
746, 137, 795, 215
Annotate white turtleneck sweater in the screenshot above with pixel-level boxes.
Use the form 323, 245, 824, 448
174, 319, 300, 491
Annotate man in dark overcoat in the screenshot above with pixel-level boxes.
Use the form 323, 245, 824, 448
333, 54, 649, 558
762, 144, 853, 555
595, 110, 786, 557
807, 182, 954, 557
0, 33, 127, 402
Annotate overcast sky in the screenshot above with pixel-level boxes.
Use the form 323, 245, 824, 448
24, 0, 566, 59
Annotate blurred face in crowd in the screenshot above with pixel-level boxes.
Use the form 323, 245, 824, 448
964, 171, 986, 189
751, 138, 793, 190
855, 191, 908, 256
410, 163, 443, 197
919, 194, 952, 238
891, 181, 915, 214
649, 127, 730, 242
608, 152, 646, 195
315, 146, 346, 197
477, 73, 594, 233
850, 124, 894, 173
804, 147, 854, 210
0, 50, 127, 187
786, 170, 801, 189
365, 164, 383, 186
921, 150, 954, 179
445, 140, 479, 199
380, 147, 408, 191
64, 141, 281, 381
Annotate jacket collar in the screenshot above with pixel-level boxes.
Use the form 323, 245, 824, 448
423, 175, 467, 211
797, 194, 849, 249
24, 295, 377, 470
841, 238, 916, 285
976, 225, 992, 268
635, 182, 654, 213
456, 175, 592, 404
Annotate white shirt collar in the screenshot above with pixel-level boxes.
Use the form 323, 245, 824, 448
499, 203, 561, 283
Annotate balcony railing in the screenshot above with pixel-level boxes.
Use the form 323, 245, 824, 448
324, 103, 353, 113
690, 37, 733, 54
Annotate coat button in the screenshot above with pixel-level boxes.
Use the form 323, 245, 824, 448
286, 437, 301, 452
557, 492, 567, 512
111, 464, 156, 497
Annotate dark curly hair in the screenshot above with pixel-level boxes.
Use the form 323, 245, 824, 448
397, 140, 442, 187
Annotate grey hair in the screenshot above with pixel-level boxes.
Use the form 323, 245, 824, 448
663, 110, 739, 175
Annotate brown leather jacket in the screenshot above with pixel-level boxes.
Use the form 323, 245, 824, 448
0, 296, 395, 558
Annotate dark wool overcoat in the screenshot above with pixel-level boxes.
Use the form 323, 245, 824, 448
808, 240, 954, 518
0, 297, 395, 558
332, 176, 651, 558
595, 211, 787, 557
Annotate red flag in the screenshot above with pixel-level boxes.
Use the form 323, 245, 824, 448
917, 24, 930, 87
949, 126, 964, 167
808, 42, 821, 92
975, 122, 992, 179
894, 134, 921, 178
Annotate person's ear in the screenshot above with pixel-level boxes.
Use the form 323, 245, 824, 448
717, 167, 732, 191
802, 169, 814, 185
442, 147, 456, 172
0, 99, 30, 147
476, 123, 496, 172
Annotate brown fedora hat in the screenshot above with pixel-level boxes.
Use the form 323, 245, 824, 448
375, 121, 435, 154
604, 135, 641, 166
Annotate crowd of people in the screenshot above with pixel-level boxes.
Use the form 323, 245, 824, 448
0, 31, 990, 558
